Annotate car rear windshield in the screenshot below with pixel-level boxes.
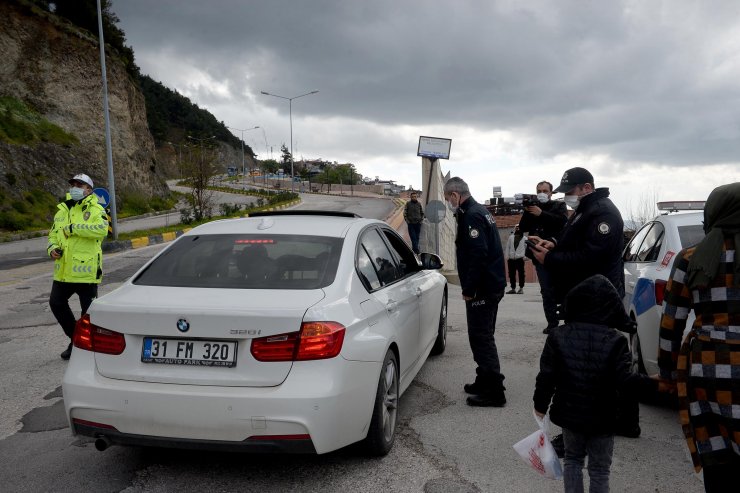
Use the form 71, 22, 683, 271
677, 225, 705, 249
133, 234, 343, 289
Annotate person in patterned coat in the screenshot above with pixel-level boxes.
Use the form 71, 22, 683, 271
657, 182, 740, 493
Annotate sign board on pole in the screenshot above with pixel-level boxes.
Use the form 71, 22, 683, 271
93, 188, 110, 208
417, 136, 452, 160
425, 200, 447, 224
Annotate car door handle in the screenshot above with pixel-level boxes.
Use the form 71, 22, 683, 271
386, 300, 398, 313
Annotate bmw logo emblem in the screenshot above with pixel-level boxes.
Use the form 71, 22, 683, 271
176, 319, 190, 333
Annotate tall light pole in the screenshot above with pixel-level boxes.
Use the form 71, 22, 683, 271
260, 90, 319, 192
228, 126, 259, 189
96, 0, 117, 238
167, 142, 189, 179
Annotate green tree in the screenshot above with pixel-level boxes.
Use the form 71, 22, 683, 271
182, 145, 218, 220
280, 144, 292, 169
261, 159, 279, 174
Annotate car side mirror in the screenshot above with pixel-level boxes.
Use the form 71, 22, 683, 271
419, 252, 444, 270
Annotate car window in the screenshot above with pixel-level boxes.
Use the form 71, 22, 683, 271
636, 222, 664, 262
678, 224, 705, 249
133, 234, 343, 289
356, 246, 382, 291
359, 228, 401, 286
380, 228, 419, 277
622, 223, 652, 262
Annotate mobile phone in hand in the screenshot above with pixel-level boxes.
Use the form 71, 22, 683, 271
525, 239, 539, 249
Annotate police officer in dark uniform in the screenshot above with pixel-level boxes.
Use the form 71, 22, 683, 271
518, 180, 568, 333
530, 167, 640, 440
528, 168, 624, 304
444, 177, 507, 407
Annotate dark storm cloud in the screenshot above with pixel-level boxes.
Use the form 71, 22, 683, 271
114, 0, 740, 167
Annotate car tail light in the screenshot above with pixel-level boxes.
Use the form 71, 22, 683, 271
72, 315, 126, 355
250, 322, 345, 362
250, 332, 300, 361
655, 279, 668, 306
295, 322, 345, 360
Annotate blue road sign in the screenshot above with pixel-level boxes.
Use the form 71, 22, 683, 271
93, 188, 110, 207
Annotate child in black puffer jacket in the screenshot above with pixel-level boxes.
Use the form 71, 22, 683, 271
533, 274, 666, 493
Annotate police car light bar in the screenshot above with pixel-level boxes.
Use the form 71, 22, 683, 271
657, 201, 706, 212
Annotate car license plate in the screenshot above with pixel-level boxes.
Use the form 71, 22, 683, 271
142, 338, 237, 367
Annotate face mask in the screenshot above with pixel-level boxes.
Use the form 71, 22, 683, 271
69, 187, 86, 201
446, 201, 457, 213
537, 193, 549, 203
563, 195, 580, 209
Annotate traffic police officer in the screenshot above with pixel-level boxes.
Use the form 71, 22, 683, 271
530, 167, 640, 439
48, 173, 108, 360
444, 177, 507, 407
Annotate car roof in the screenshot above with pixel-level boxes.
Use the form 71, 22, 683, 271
182, 211, 383, 237
654, 210, 703, 226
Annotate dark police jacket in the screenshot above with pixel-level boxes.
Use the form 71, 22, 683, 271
544, 188, 624, 303
455, 196, 506, 298
519, 199, 568, 263
533, 275, 657, 434
519, 199, 568, 240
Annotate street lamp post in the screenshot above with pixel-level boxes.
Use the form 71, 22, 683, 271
167, 141, 189, 179
228, 126, 259, 189
260, 90, 319, 192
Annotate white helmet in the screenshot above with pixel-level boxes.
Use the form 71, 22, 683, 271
69, 173, 94, 188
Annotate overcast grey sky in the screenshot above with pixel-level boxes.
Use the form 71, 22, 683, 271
114, 0, 740, 216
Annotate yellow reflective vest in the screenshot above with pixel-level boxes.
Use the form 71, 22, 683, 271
47, 193, 107, 283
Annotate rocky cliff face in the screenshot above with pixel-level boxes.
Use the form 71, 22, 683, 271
0, 1, 167, 202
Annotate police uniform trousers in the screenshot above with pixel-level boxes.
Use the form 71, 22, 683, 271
465, 291, 505, 388
49, 280, 98, 339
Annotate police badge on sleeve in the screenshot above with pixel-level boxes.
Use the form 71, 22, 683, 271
469, 228, 479, 238
83, 211, 91, 221
597, 222, 610, 234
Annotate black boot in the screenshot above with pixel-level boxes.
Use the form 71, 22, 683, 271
466, 383, 506, 407
466, 391, 506, 407
60, 342, 72, 361
463, 376, 486, 394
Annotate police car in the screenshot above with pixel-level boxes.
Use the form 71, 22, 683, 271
621, 201, 706, 375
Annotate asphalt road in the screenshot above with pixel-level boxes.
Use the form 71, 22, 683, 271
0, 241, 702, 492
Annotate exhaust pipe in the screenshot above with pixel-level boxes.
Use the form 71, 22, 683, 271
94, 436, 111, 451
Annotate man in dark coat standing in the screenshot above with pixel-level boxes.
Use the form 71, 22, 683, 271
529, 166, 640, 439
444, 177, 507, 407
403, 191, 424, 254
518, 180, 568, 333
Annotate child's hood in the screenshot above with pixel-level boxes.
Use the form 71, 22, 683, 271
563, 274, 631, 328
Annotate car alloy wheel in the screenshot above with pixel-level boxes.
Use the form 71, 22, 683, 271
630, 332, 647, 375
431, 290, 448, 355
364, 350, 399, 455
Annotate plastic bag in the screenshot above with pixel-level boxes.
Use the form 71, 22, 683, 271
512, 411, 563, 480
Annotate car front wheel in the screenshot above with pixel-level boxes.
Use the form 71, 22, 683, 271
363, 349, 399, 456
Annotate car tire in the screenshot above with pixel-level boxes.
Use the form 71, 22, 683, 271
363, 349, 399, 456
630, 332, 647, 375
430, 290, 448, 356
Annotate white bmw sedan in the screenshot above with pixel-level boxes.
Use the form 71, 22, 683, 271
63, 211, 448, 456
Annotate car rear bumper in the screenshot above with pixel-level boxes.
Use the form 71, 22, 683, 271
63, 350, 381, 454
